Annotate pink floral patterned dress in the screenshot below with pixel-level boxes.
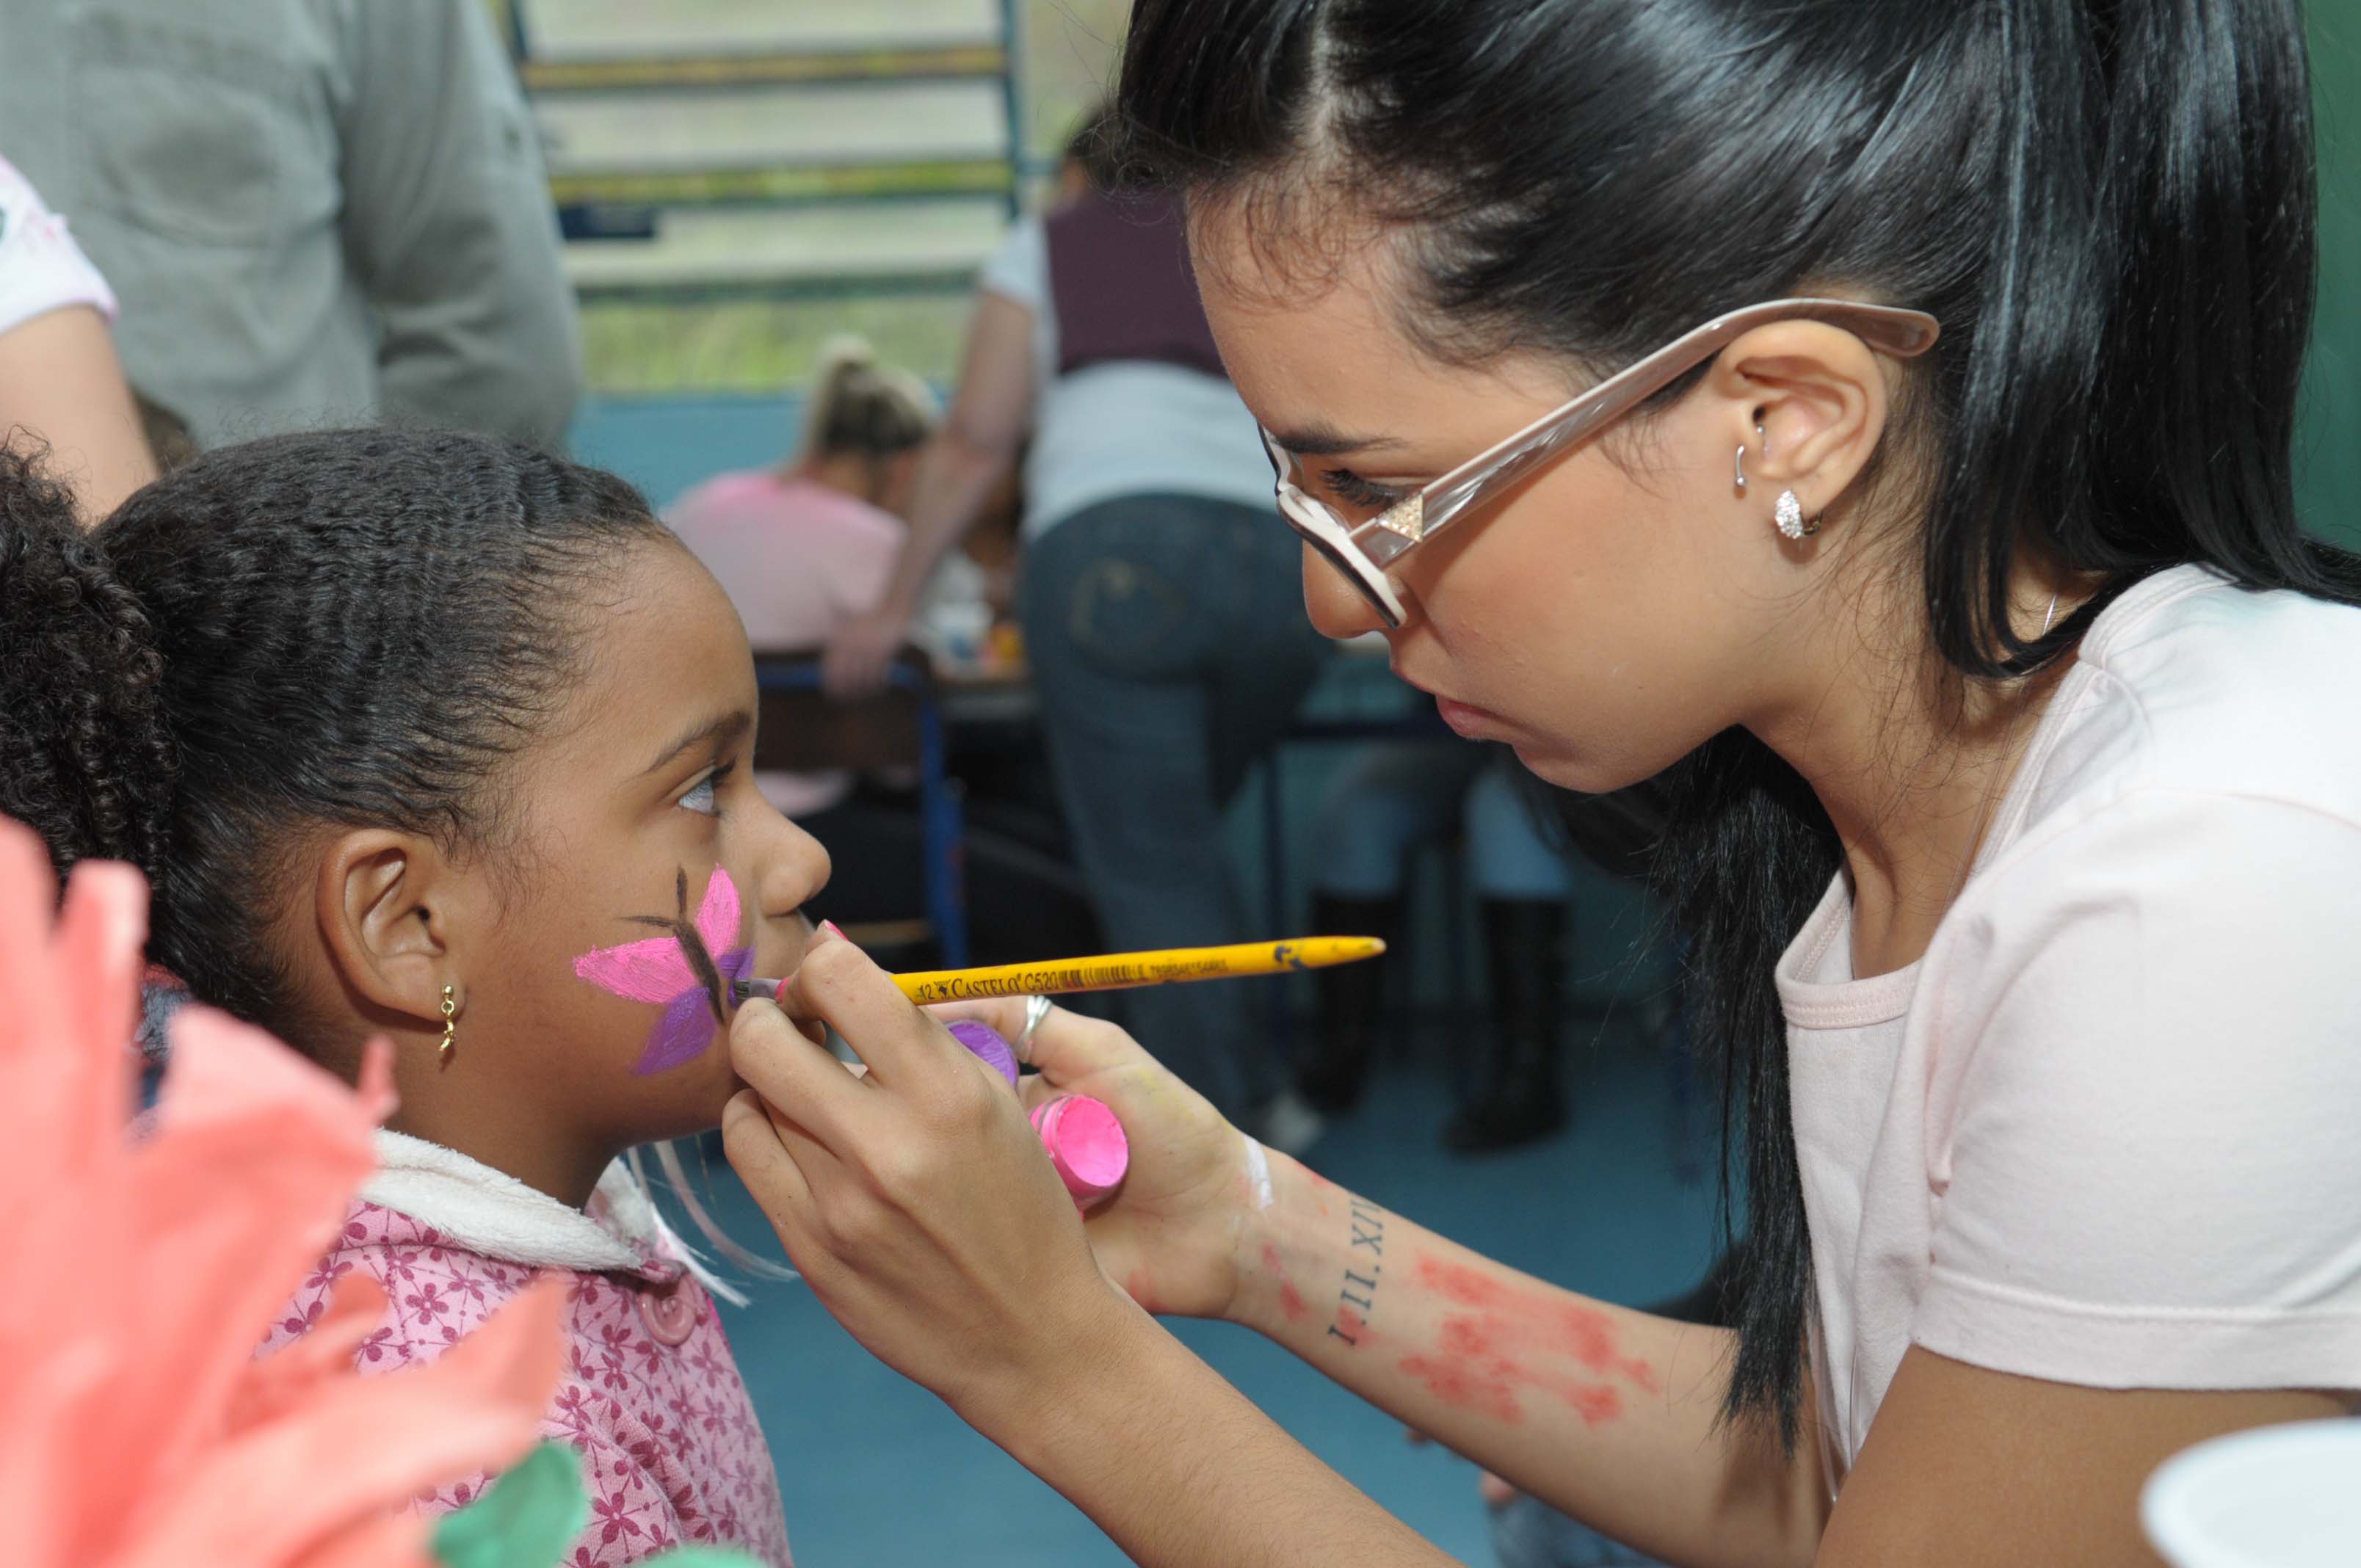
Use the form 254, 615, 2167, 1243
261, 1132, 793, 1565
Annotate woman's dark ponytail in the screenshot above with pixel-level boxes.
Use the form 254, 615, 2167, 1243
2073, 0, 2353, 596
0, 447, 175, 888
1652, 734, 1838, 1443
1934, 0, 2348, 679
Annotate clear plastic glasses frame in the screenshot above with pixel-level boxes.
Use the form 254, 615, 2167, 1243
1259, 297, 1942, 627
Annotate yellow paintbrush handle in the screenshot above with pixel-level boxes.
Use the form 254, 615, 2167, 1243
890, 936, 1387, 1004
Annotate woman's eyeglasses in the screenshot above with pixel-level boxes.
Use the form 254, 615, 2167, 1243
1260, 297, 1941, 628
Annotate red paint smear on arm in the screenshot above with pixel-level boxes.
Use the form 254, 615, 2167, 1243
1412, 1255, 1660, 1395
1560, 1382, 1622, 1426
1396, 1313, 1625, 1430
1261, 1242, 1312, 1324
1396, 1350, 1523, 1425
1416, 1256, 1512, 1310
1335, 1306, 1371, 1343
1557, 1303, 1661, 1394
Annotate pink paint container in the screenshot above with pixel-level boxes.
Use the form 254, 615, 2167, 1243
1029, 1094, 1129, 1211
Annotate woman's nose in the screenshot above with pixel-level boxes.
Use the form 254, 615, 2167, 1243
1301, 541, 1401, 640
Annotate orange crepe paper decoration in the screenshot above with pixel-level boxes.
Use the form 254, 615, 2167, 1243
0, 819, 567, 1567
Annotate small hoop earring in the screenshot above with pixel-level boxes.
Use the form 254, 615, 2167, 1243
1733, 444, 1748, 491
1775, 489, 1820, 540
440, 984, 457, 1067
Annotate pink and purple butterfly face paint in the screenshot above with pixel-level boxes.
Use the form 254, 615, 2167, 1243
573, 866, 752, 1075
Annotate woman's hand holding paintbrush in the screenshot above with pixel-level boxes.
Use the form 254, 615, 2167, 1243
722, 923, 1266, 1418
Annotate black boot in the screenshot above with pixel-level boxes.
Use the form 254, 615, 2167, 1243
1445, 897, 1569, 1153
1296, 892, 1401, 1114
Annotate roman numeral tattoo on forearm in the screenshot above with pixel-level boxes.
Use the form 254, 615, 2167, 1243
1327, 1196, 1387, 1347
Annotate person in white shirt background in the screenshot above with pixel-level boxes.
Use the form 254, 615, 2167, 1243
0, 0, 581, 451
0, 154, 152, 520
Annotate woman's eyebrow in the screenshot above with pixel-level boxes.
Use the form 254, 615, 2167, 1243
641, 711, 752, 777
1268, 421, 1410, 458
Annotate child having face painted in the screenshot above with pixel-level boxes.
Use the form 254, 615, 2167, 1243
0, 435, 823, 1565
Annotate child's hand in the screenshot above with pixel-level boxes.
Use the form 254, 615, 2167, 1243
936, 997, 1263, 1324
721, 932, 1132, 1423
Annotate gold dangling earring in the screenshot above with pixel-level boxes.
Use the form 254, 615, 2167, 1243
440, 984, 457, 1067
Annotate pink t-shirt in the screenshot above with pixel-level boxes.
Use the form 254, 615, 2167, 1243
1780, 565, 2361, 1479
667, 471, 901, 816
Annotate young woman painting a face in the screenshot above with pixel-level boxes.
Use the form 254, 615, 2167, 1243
721, 2, 2361, 1564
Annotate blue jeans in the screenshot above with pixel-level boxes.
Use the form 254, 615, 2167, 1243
1020, 494, 1331, 1117
1313, 744, 1574, 901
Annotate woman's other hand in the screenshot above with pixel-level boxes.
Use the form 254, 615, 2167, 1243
722, 932, 1128, 1420
937, 996, 1264, 1322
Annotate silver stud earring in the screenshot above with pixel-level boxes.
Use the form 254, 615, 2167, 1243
1775, 489, 1819, 540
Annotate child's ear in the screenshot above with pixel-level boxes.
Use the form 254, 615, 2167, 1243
315, 829, 465, 1026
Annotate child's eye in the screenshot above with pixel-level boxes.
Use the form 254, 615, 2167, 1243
679, 763, 733, 818
1322, 467, 1409, 513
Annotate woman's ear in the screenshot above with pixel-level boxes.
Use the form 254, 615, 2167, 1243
1707, 320, 1892, 526
314, 829, 462, 1026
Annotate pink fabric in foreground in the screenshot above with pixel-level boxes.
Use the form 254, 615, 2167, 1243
0, 810, 565, 1568
262, 1202, 792, 1567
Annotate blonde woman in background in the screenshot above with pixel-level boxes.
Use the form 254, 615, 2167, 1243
670, 335, 960, 831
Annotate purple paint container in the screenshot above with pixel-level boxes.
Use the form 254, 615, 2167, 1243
949, 1019, 1020, 1086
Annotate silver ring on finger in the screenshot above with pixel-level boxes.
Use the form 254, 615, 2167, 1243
1015, 993, 1054, 1062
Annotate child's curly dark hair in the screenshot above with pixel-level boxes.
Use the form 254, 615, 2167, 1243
0, 429, 678, 1051
0, 446, 175, 879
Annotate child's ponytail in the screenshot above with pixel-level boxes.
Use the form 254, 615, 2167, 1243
797, 335, 937, 463
0, 447, 176, 888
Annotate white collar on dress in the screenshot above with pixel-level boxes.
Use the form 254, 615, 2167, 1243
360, 1130, 659, 1274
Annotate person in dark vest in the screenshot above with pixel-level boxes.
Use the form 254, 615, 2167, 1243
823, 109, 1332, 1147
